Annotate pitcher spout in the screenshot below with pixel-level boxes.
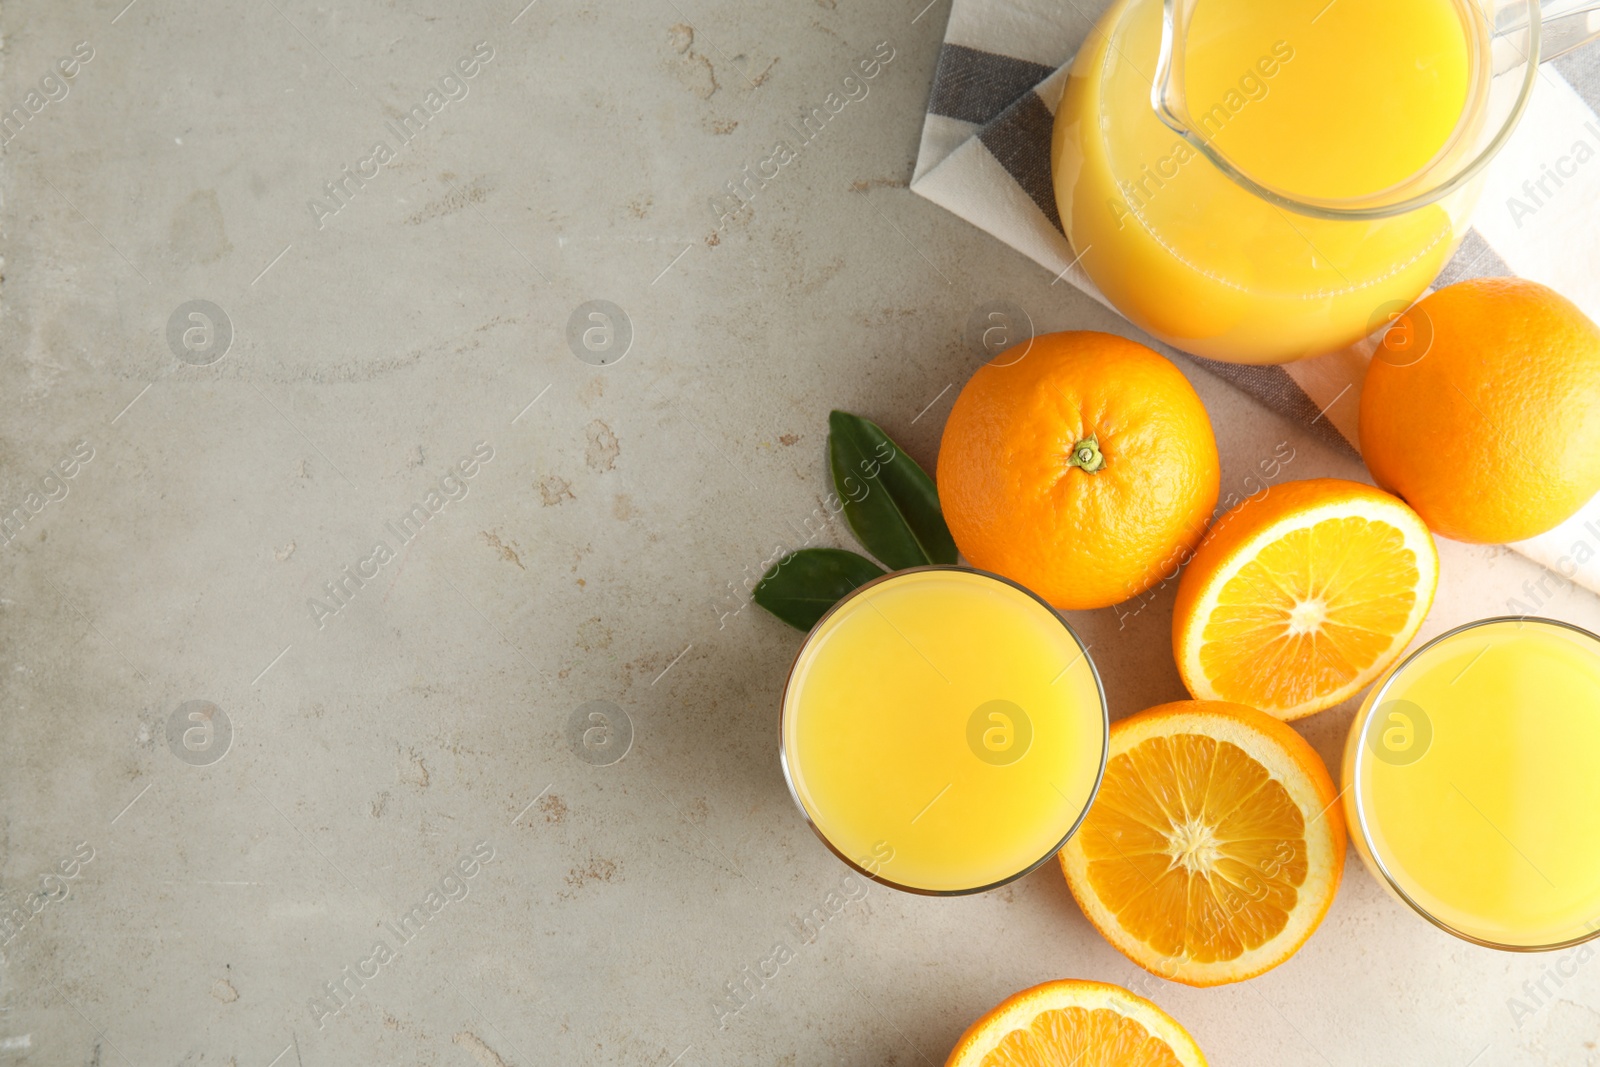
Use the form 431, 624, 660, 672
1151, 0, 1200, 138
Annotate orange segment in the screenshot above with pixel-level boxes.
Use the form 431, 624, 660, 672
946, 980, 1207, 1067
1059, 701, 1344, 987
1173, 478, 1438, 721
986, 1007, 1183, 1066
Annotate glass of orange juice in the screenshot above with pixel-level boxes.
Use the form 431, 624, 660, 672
1343, 616, 1600, 949
779, 567, 1108, 895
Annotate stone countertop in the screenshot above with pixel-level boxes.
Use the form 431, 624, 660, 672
2, 2, 1598, 1065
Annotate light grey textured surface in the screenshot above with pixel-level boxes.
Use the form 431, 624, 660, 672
2, 3, 1599, 1065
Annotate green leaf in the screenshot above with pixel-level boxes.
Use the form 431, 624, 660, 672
828, 410, 957, 570
752, 548, 886, 631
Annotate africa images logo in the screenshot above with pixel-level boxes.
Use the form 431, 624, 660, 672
0, 41, 94, 146
308, 842, 495, 1028
1504, 121, 1600, 229
0, 440, 95, 551
307, 42, 495, 229
307, 441, 494, 630
0, 842, 95, 955
706, 41, 896, 231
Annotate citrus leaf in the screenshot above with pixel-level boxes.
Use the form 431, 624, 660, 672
828, 410, 957, 570
752, 548, 886, 631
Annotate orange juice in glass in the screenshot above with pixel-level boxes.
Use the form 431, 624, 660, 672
780, 567, 1107, 895
1344, 617, 1600, 948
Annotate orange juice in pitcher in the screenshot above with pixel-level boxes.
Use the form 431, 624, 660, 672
1051, 0, 1600, 363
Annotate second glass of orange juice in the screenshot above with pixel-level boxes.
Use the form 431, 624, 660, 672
1344, 617, 1600, 948
780, 568, 1108, 895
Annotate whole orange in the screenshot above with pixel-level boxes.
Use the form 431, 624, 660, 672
1361, 277, 1600, 543
937, 331, 1220, 610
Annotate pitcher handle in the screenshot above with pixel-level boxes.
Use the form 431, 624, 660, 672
1494, 0, 1600, 78
1537, 0, 1600, 62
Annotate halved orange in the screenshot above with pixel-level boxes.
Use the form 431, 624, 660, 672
1059, 700, 1344, 987
945, 979, 1206, 1067
1172, 477, 1438, 721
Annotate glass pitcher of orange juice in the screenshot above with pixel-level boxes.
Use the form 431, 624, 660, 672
1052, 0, 1600, 363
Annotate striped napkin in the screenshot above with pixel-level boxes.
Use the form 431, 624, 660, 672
911, 0, 1600, 598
